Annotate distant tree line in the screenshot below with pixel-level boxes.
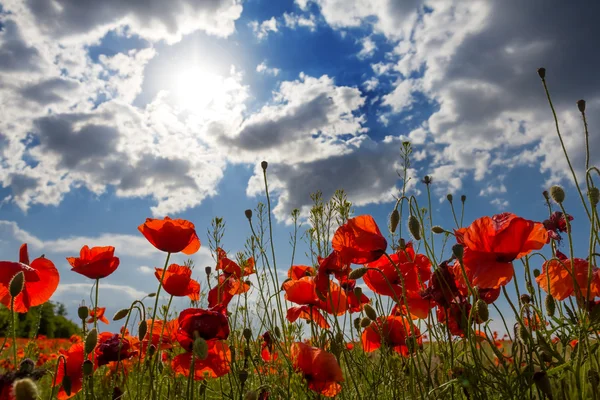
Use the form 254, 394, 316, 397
0, 302, 80, 338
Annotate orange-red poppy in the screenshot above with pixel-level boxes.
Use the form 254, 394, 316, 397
288, 265, 315, 280
54, 342, 95, 399
287, 305, 330, 329
207, 274, 250, 308
176, 307, 230, 352
171, 340, 231, 380
66, 245, 119, 280
216, 248, 255, 278
332, 215, 387, 265
282, 276, 349, 315
290, 342, 344, 397
362, 315, 421, 355
0, 243, 59, 313
95, 332, 137, 366
261, 331, 278, 362
154, 264, 200, 300
142, 318, 179, 352
421, 260, 461, 308
454, 213, 548, 289
138, 216, 201, 255
436, 301, 471, 337
536, 251, 600, 301
87, 307, 109, 325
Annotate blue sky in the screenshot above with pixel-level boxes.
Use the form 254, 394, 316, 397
0, 0, 598, 333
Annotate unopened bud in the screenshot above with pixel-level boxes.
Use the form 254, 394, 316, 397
62, 376, 72, 396
398, 238, 406, 250
521, 294, 531, 305
238, 370, 249, 384
533, 371, 553, 399
363, 304, 377, 321
353, 286, 363, 299
390, 209, 400, 233
431, 226, 445, 234
516, 323, 529, 345
78, 305, 89, 321
261, 161, 268, 170
549, 185, 565, 204
113, 308, 129, 321
360, 317, 372, 328
243, 328, 252, 341
147, 344, 156, 357
474, 299, 489, 323
274, 326, 281, 338
138, 320, 147, 341
542, 191, 550, 201
205, 266, 212, 276
577, 99, 586, 113
12, 378, 38, 400
533, 268, 541, 278
18, 359, 34, 374
446, 194, 453, 203
147, 293, 156, 298
85, 329, 97, 354
461, 195, 466, 203
545, 295, 556, 317
349, 267, 368, 280
408, 215, 421, 241
82, 359, 94, 376
193, 337, 208, 360
589, 187, 599, 207
537, 68, 546, 79
244, 209, 253, 219
353, 317, 361, 331
452, 244, 464, 262
422, 175, 432, 185
9, 271, 24, 298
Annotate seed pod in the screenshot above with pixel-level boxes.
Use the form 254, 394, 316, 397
446, 194, 453, 203
545, 295, 556, 317
474, 299, 489, 322
364, 304, 377, 321
589, 187, 599, 207
533, 371, 553, 399
461, 195, 466, 203
349, 267, 368, 280
113, 308, 129, 321
360, 317, 372, 328
533, 268, 541, 278
537, 68, 546, 79
261, 161, 268, 170
452, 244, 464, 262
12, 378, 38, 400
549, 185, 565, 203
82, 360, 94, 376
244, 209, 253, 219
408, 215, 421, 241
193, 337, 208, 360
9, 271, 24, 298
577, 99, 586, 113
431, 226, 445, 234
390, 209, 400, 233
520, 294, 531, 305
542, 190, 550, 201
85, 329, 97, 354
138, 320, 147, 341
243, 328, 252, 341
77, 305, 89, 321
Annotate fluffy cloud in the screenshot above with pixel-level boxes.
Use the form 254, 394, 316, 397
256, 61, 281, 76
283, 12, 317, 31
249, 17, 279, 40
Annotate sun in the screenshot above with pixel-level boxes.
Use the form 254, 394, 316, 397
171, 66, 224, 111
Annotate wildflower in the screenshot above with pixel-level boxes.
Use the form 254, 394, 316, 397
260, 332, 278, 362
95, 332, 137, 367
288, 265, 315, 280
543, 211, 573, 242
176, 307, 230, 352
66, 245, 120, 280
290, 342, 344, 397
171, 340, 231, 380
286, 306, 330, 329
216, 248, 255, 278
437, 300, 471, 337
53, 343, 94, 399
141, 318, 179, 352
138, 216, 201, 255
453, 213, 547, 289
361, 315, 421, 356
421, 260, 461, 309
154, 264, 200, 300
0, 244, 59, 313
536, 250, 600, 301
87, 307, 109, 325
332, 215, 387, 265
282, 276, 349, 315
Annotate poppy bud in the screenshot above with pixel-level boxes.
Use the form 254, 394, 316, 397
138, 320, 147, 341
274, 326, 281, 338
244, 209, 253, 219
537, 68, 546, 79
520, 294, 531, 305
85, 328, 97, 354
549, 185, 565, 203
62, 376, 72, 396
9, 271, 24, 298
452, 244, 464, 262
113, 308, 129, 321
589, 187, 599, 207
542, 191, 550, 201
12, 378, 38, 400
545, 295, 556, 317
422, 175, 432, 185
398, 238, 406, 250
533, 371, 553, 399
390, 209, 400, 233
353, 317, 361, 331
588, 369, 599, 389
205, 266, 212, 276
408, 215, 421, 241
360, 317, 372, 328
577, 99, 586, 113
353, 286, 363, 299
533, 268, 541, 278
244, 391, 259, 400
364, 304, 377, 321
243, 328, 252, 341
261, 161, 268, 170
193, 337, 208, 360
238, 370, 249, 384
431, 226, 445, 234
82, 359, 94, 376
474, 299, 489, 323
157, 361, 164, 374
78, 305, 89, 321
516, 323, 529, 345
18, 359, 34, 374
349, 267, 368, 280
147, 293, 157, 298
446, 194, 453, 203
461, 195, 466, 203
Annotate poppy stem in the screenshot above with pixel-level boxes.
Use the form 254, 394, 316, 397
10, 296, 17, 368
94, 278, 100, 332
149, 252, 171, 357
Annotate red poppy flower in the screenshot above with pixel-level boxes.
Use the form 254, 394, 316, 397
421, 260, 461, 308
287, 305, 330, 329
172, 340, 231, 380
543, 211, 573, 242
138, 216, 201, 255
261, 332, 278, 362
536, 251, 600, 300
154, 264, 200, 300
87, 307, 109, 325
207, 274, 249, 308
288, 265, 315, 280
392, 294, 432, 320
54, 342, 95, 399
142, 318, 179, 351
0, 243, 59, 313
436, 301, 471, 337
332, 215, 387, 264
290, 342, 344, 397
176, 307, 230, 352
95, 332, 137, 366
283, 277, 349, 315
361, 315, 421, 355
66, 245, 119, 280
216, 248, 255, 278
454, 213, 548, 289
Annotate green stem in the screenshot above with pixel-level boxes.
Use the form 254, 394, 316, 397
148, 252, 171, 357
11, 296, 17, 368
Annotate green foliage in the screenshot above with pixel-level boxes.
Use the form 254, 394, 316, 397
0, 302, 80, 338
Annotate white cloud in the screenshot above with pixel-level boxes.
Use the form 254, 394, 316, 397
138, 266, 155, 274
363, 76, 379, 92
283, 12, 317, 31
256, 61, 281, 76
490, 198, 509, 209
357, 36, 377, 59
249, 17, 279, 40
55, 283, 147, 300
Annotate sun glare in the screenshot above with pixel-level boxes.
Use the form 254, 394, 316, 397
171, 66, 223, 111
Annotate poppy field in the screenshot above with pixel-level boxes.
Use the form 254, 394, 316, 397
0, 69, 599, 399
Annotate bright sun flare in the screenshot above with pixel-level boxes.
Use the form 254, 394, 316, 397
172, 67, 223, 111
